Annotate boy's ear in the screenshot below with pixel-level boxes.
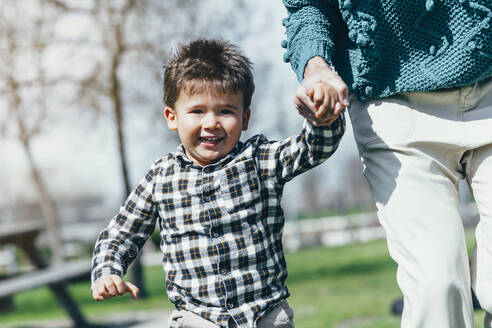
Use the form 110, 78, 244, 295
242, 108, 251, 131
163, 107, 178, 130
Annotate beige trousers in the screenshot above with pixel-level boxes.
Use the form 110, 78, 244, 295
348, 77, 492, 328
168, 300, 294, 328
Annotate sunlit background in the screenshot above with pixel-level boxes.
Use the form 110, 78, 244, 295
0, 0, 368, 213
0, 1, 482, 327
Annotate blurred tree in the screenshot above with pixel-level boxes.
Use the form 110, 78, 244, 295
0, 0, 251, 290
38, 0, 199, 298
38, 0, 249, 297
0, 0, 65, 263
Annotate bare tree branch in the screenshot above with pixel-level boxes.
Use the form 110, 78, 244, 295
40, 0, 92, 13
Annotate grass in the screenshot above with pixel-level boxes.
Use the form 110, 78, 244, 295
1, 228, 485, 327
287, 241, 401, 327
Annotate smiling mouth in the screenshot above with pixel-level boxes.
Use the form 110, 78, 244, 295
199, 136, 224, 144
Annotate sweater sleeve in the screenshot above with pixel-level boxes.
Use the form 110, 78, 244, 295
282, 0, 342, 82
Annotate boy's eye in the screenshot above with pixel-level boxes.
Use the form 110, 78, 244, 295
190, 109, 203, 114
220, 109, 234, 115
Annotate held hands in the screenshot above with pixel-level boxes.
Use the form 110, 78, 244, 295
295, 57, 350, 126
92, 275, 139, 301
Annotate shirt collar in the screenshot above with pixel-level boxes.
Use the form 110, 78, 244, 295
174, 141, 244, 169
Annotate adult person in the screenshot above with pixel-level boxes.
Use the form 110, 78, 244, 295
280, 1, 492, 327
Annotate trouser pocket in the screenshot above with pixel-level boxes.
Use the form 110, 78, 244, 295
168, 309, 220, 328
256, 300, 295, 328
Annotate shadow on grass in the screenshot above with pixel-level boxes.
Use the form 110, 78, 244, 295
88, 322, 141, 328
287, 256, 396, 284
9, 320, 143, 328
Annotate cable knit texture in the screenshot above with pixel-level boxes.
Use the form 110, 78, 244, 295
282, 0, 492, 101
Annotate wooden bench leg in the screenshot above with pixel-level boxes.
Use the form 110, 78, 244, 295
19, 239, 91, 327
48, 282, 90, 328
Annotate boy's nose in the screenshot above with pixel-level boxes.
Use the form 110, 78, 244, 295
203, 113, 219, 129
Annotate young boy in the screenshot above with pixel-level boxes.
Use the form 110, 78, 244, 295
91, 39, 345, 328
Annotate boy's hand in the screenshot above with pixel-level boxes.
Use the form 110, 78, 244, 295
295, 57, 350, 126
295, 82, 341, 126
92, 275, 139, 301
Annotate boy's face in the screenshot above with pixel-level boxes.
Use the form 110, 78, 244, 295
164, 89, 251, 167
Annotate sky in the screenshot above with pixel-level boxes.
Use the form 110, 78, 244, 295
0, 0, 359, 211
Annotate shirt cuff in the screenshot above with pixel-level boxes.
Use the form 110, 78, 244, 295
305, 112, 345, 134
91, 265, 123, 288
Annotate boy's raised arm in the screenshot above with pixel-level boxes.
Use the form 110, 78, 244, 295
256, 114, 344, 185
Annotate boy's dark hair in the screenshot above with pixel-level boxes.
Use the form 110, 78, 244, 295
164, 39, 254, 109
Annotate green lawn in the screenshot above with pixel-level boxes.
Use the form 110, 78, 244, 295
1, 229, 485, 327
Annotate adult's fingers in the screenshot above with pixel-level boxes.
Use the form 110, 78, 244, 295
316, 103, 328, 119
296, 103, 318, 125
298, 105, 330, 127
333, 101, 345, 116
311, 86, 324, 109
325, 116, 339, 126
315, 87, 337, 119
304, 66, 349, 107
295, 98, 316, 120
332, 79, 349, 106
295, 86, 317, 114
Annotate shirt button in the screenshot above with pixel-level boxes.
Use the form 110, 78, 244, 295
203, 195, 210, 202
213, 232, 219, 238
220, 268, 227, 275
227, 301, 234, 309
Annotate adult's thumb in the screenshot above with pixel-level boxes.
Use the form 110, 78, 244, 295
334, 78, 349, 106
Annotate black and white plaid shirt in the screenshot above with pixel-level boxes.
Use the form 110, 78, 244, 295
91, 117, 344, 328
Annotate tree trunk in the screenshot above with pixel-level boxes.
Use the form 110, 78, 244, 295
9, 73, 63, 264
110, 32, 147, 298
20, 133, 63, 264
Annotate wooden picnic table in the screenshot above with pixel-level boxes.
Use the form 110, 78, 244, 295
0, 219, 92, 327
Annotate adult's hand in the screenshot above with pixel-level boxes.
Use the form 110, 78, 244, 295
295, 56, 349, 126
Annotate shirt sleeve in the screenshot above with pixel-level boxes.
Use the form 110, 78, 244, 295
281, 0, 342, 81
256, 114, 345, 185
91, 161, 159, 287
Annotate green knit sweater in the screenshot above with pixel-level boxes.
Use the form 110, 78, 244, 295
282, 0, 492, 101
